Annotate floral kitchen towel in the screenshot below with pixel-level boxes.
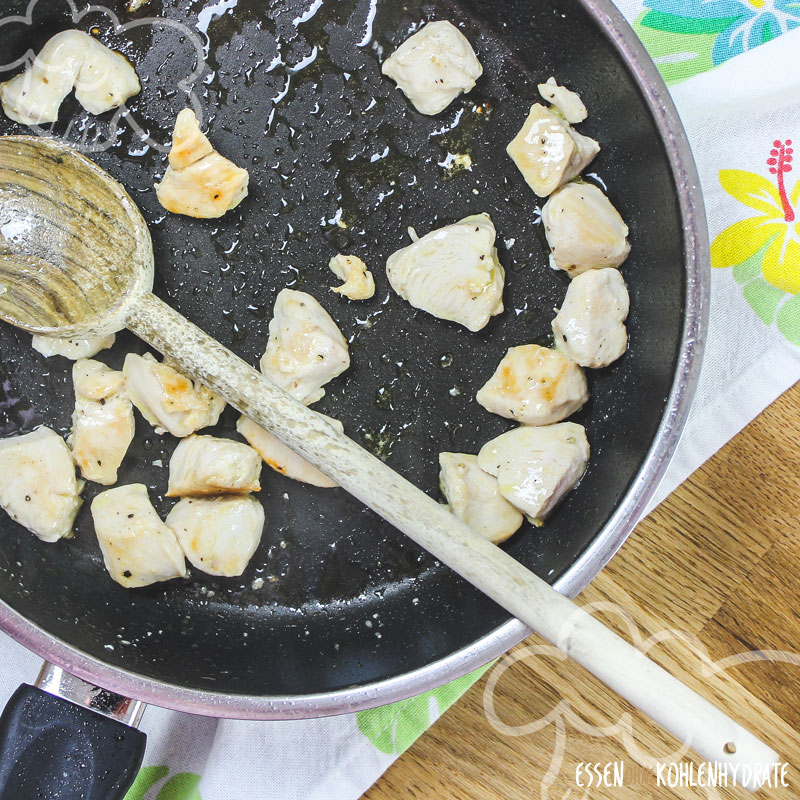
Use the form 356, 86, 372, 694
645, 27, 800, 513
615, 0, 800, 85
0, 8, 799, 800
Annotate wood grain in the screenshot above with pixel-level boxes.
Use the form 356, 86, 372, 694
365, 383, 800, 800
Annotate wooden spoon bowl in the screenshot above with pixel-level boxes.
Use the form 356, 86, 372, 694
0, 136, 153, 336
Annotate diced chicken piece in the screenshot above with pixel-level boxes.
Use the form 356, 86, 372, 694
478, 423, 589, 524
123, 352, 225, 437
329, 254, 375, 300
260, 289, 350, 405
386, 213, 504, 332
0, 30, 140, 126
542, 183, 630, 275
166, 434, 262, 497
237, 414, 341, 488
537, 77, 587, 124
91, 484, 187, 588
31, 333, 115, 360
68, 359, 134, 485
553, 268, 630, 368
476, 344, 588, 426
507, 103, 599, 197
0, 427, 83, 542
439, 452, 523, 544
127, 0, 151, 12
381, 20, 482, 116
166, 495, 264, 577
155, 109, 249, 218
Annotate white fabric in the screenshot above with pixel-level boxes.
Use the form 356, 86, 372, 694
0, 24, 798, 800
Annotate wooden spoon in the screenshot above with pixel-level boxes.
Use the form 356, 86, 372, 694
0, 136, 777, 788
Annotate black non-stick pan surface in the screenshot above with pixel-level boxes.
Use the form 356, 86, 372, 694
0, 0, 683, 699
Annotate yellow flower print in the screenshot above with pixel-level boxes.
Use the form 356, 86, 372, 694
712, 141, 800, 294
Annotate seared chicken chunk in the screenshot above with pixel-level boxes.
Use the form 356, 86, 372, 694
123, 352, 225, 437
260, 289, 350, 405
476, 344, 588, 426
166, 435, 262, 497
0, 30, 139, 126
32, 333, 115, 360
92, 484, 187, 588
507, 104, 599, 197
381, 21, 482, 115
439, 452, 523, 544
329, 254, 375, 300
69, 359, 134, 485
478, 423, 589, 524
553, 268, 629, 368
166, 495, 264, 577
155, 109, 249, 218
0, 427, 83, 542
542, 183, 630, 275
386, 213, 504, 332
537, 77, 587, 124
237, 414, 341, 488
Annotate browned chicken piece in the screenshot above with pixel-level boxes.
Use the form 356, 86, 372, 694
156, 109, 249, 218
476, 344, 588, 426
123, 352, 225, 437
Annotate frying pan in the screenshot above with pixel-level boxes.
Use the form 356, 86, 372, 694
0, 0, 706, 792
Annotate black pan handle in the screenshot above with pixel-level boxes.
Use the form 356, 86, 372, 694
0, 666, 146, 800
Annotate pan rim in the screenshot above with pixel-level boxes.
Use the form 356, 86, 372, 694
0, 0, 709, 719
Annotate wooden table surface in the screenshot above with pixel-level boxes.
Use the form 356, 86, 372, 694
366, 383, 800, 800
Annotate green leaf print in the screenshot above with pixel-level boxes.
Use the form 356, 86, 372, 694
124, 767, 203, 800
777, 295, 800, 346
640, 10, 742, 36
357, 663, 493, 755
742, 277, 786, 326
633, 14, 717, 85
732, 239, 777, 285
124, 766, 169, 800
157, 773, 203, 800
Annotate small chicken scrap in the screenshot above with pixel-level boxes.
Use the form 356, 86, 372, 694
542, 183, 630, 275
537, 77, 587, 124
237, 413, 342, 488
553, 268, 630, 368
123, 352, 225, 437
155, 108, 249, 218
386, 213, 504, 332
69, 359, 135, 486
439, 452, 523, 544
166, 495, 264, 577
260, 289, 350, 405
329, 254, 375, 300
32, 333, 116, 361
127, 0, 151, 12
507, 103, 599, 197
92, 484, 187, 588
478, 423, 589, 524
382, 20, 483, 116
0, 427, 84, 542
0, 30, 140, 126
476, 344, 588, 426
166, 435, 262, 497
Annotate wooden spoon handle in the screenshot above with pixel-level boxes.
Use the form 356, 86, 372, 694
127, 291, 777, 788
